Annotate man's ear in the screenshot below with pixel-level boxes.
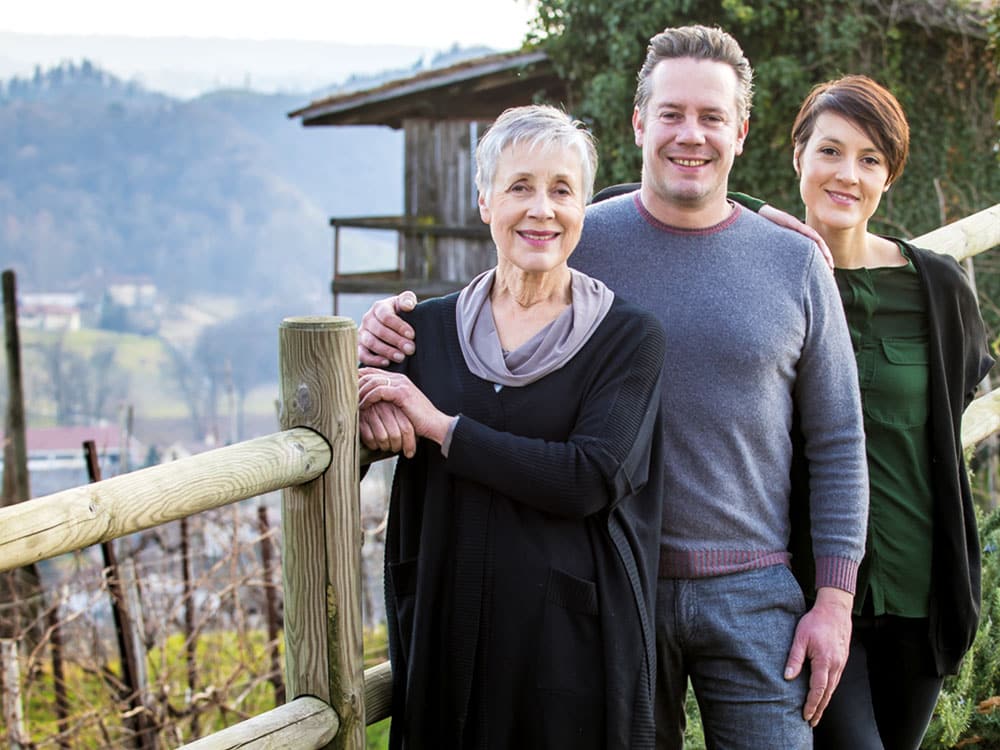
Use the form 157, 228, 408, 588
632, 106, 645, 148
734, 118, 749, 156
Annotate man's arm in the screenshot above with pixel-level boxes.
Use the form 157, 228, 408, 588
593, 185, 833, 268
783, 586, 853, 726
357, 199, 830, 366
784, 248, 868, 726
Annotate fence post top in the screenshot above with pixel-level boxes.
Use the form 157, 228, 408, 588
280, 316, 356, 331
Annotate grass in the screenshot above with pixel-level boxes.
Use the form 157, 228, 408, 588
4, 625, 394, 747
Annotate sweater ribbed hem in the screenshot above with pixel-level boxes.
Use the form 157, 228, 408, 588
657, 550, 859, 595
658, 549, 790, 578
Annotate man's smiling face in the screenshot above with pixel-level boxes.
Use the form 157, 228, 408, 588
633, 56, 749, 227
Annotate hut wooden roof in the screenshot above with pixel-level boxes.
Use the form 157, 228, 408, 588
288, 50, 566, 129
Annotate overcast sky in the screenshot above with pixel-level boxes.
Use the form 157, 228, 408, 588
0, 0, 537, 50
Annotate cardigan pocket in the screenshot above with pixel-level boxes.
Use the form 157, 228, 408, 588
533, 567, 605, 748
535, 567, 601, 691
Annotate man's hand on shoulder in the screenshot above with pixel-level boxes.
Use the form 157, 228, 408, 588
783, 586, 853, 727
758, 204, 834, 271
358, 291, 418, 366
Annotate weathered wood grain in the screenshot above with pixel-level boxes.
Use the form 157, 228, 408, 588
0, 428, 330, 573
363, 660, 393, 725
914, 203, 1000, 261
177, 696, 338, 749
279, 316, 363, 749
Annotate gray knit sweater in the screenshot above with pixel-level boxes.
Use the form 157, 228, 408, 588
571, 192, 868, 592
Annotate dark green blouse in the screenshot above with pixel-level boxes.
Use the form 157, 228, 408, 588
836, 244, 933, 617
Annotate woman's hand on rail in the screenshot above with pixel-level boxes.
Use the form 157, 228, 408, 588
359, 368, 454, 448
358, 291, 418, 366
360, 401, 417, 458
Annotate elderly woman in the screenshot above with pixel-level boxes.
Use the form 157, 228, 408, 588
357, 104, 666, 749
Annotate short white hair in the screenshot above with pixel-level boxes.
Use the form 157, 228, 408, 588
475, 104, 598, 204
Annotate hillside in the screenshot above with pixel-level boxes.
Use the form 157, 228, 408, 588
0, 61, 404, 311
0, 60, 413, 444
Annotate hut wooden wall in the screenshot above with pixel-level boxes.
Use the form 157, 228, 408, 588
402, 119, 495, 284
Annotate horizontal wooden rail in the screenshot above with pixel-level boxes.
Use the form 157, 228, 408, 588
963, 389, 1000, 450
364, 660, 393, 725
917, 203, 1000, 453
172, 661, 392, 750
178, 696, 339, 749
360, 445, 395, 467
0, 427, 331, 573
913, 203, 1000, 260
172, 663, 391, 748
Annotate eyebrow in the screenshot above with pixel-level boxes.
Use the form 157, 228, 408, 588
656, 101, 729, 115
506, 171, 578, 183
815, 135, 882, 154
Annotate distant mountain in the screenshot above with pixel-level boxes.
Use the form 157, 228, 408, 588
0, 60, 404, 311
0, 32, 435, 99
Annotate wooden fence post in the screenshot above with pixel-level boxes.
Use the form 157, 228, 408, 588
85, 440, 157, 749
257, 503, 285, 704
46, 593, 71, 749
1, 269, 43, 644
278, 316, 362, 749
1, 638, 29, 749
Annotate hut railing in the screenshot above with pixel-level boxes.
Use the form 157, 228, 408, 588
0, 206, 998, 748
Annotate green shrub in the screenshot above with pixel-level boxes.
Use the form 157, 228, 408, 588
924, 506, 1000, 749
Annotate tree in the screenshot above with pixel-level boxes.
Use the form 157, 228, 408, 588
32, 333, 128, 425
192, 308, 284, 444
165, 341, 209, 442
528, 0, 998, 237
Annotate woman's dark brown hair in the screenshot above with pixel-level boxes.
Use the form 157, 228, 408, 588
791, 75, 910, 185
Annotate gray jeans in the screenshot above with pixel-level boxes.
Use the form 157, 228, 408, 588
655, 566, 812, 749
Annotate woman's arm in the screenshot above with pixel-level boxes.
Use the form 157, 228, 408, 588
445, 314, 666, 519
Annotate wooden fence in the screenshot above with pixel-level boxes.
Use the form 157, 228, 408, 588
1, 205, 999, 748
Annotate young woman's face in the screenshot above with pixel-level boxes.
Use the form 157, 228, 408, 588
795, 111, 891, 234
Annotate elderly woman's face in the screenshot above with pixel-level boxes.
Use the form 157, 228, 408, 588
479, 141, 586, 277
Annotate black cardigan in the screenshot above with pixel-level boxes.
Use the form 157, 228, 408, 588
909, 242, 994, 675
383, 294, 666, 749
791, 240, 993, 676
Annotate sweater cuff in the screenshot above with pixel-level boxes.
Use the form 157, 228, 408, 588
440, 415, 460, 458
815, 556, 859, 595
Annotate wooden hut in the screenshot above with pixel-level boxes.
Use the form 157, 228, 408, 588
288, 50, 568, 311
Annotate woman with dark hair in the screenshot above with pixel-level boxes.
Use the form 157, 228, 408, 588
789, 74, 993, 750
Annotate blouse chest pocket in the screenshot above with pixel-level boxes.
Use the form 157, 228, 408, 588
862, 337, 930, 428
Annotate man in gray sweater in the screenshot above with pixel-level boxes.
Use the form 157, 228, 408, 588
357, 25, 867, 750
